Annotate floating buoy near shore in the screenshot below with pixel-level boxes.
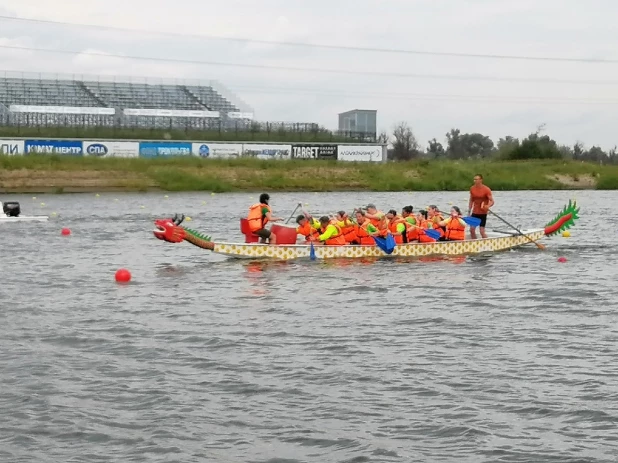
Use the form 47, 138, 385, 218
61, 228, 71, 236
562, 231, 571, 238
557, 256, 567, 263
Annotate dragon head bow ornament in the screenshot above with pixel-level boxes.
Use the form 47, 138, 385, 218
153, 214, 214, 250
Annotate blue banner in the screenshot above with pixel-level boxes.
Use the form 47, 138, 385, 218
24, 139, 83, 156
138, 142, 192, 158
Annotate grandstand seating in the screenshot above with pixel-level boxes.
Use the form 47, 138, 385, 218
0, 73, 250, 130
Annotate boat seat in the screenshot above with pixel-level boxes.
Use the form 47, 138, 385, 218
239, 218, 260, 243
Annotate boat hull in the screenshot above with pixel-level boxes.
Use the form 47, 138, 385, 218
209, 229, 545, 260
0, 215, 49, 223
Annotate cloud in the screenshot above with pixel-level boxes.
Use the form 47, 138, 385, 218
0, 0, 617, 149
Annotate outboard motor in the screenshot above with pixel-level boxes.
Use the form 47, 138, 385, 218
3, 201, 21, 217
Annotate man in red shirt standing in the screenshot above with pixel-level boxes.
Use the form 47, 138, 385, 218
468, 174, 494, 239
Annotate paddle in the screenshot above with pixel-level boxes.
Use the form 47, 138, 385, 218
437, 210, 481, 227
373, 233, 396, 254
309, 242, 316, 260
415, 226, 441, 241
487, 208, 546, 250
284, 203, 302, 224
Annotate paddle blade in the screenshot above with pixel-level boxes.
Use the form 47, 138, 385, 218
374, 235, 396, 254
424, 228, 441, 240
385, 233, 396, 253
462, 216, 481, 227
309, 242, 316, 260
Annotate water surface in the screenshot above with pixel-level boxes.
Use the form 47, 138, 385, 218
0, 190, 616, 463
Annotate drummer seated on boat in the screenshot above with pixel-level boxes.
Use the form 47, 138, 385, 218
310, 216, 347, 246
436, 206, 467, 241
295, 213, 320, 242
247, 193, 283, 245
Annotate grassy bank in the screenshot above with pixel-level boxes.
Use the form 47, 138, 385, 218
1, 155, 617, 193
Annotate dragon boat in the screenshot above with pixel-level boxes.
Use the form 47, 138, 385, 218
152, 200, 579, 261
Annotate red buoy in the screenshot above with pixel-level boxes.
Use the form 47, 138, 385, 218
61, 228, 71, 236
115, 268, 132, 283
557, 257, 567, 263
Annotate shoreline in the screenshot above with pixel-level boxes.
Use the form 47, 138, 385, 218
1, 155, 616, 193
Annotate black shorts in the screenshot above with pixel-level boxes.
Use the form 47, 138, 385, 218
471, 213, 487, 228
254, 228, 271, 239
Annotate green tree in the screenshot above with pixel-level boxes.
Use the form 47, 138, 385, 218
427, 138, 445, 157
446, 129, 494, 159
391, 121, 421, 160
506, 132, 562, 160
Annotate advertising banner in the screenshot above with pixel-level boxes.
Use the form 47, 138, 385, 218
10, 105, 115, 115
124, 108, 220, 118
0, 139, 25, 155
138, 142, 192, 158
83, 141, 139, 158
242, 144, 291, 160
291, 144, 338, 160
337, 145, 383, 162
24, 139, 83, 155
227, 112, 254, 119
192, 142, 243, 158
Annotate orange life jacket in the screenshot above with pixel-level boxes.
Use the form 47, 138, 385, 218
355, 220, 375, 245
296, 221, 318, 241
388, 216, 408, 244
417, 218, 437, 243
319, 222, 346, 246
368, 211, 386, 229
340, 219, 358, 244
444, 217, 465, 241
428, 215, 445, 238
403, 216, 418, 241
247, 203, 271, 232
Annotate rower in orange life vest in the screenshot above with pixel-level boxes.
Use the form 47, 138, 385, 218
416, 209, 437, 243
436, 206, 467, 241
335, 211, 359, 244
385, 209, 409, 244
310, 216, 347, 246
364, 203, 387, 233
295, 213, 320, 242
354, 209, 380, 245
401, 205, 418, 242
427, 205, 445, 239
246, 193, 284, 245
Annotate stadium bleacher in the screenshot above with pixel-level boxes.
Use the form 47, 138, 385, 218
0, 71, 254, 131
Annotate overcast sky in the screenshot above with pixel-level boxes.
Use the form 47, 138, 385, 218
0, 0, 617, 149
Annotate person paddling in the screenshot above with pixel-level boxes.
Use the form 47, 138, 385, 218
310, 216, 347, 246
436, 206, 467, 241
336, 211, 359, 244
354, 209, 380, 245
246, 193, 283, 245
364, 204, 387, 231
386, 209, 408, 244
295, 214, 320, 242
468, 174, 494, 239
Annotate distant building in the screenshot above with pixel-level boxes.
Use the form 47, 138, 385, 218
338, 109, 377, 138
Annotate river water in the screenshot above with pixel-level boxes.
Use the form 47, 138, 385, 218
0, 190, 615, 463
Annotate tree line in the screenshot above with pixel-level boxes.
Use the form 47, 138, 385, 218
380, 122, 618, 164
